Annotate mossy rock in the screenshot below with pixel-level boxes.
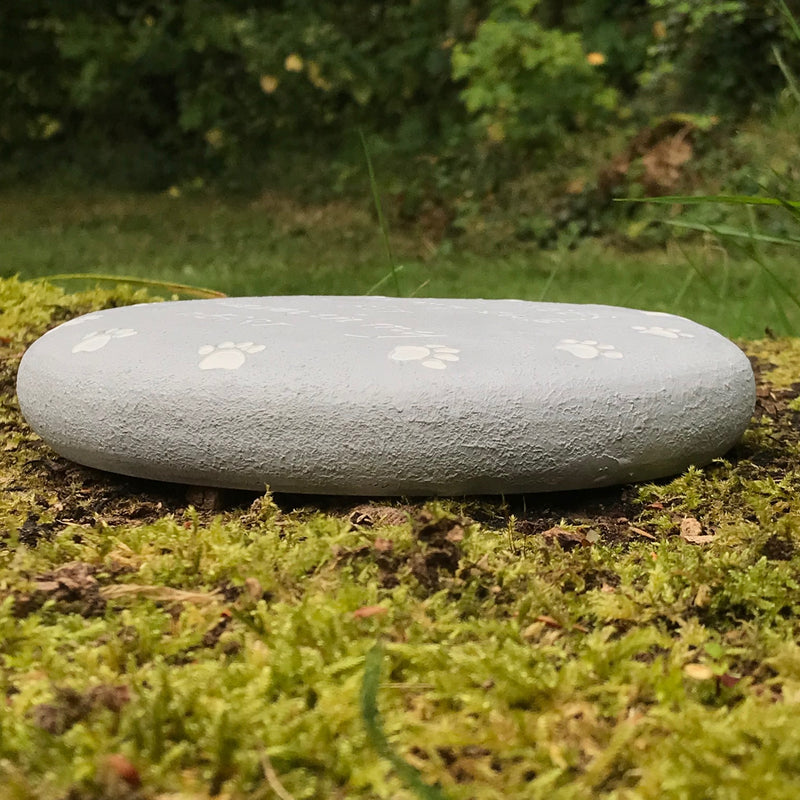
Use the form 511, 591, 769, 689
2, 276, 800, 799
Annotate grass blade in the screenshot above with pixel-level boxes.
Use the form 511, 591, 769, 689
776, 0, 800, 43
772, 44, 800, 106
43, 273, 227, 298
537, 265, 559, 301
663, 220, 800, 246
675, 241, 723, 297
741, 242, 800, 318
620, 194, 800, 209
365, 265, 406, 296
360, 643, 449, 800
359, 131, 403, 297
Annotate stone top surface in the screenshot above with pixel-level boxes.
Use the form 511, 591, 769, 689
16, 296, 755, 495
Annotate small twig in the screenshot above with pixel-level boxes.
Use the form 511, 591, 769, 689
629, 526, 657, 540
100, 585, 221, 603
260, 749, 296, 800
43, 273, 226, 298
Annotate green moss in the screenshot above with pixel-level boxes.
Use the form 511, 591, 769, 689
2, 277, 800, 798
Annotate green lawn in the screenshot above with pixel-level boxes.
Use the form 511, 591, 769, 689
2, 189, 799, 339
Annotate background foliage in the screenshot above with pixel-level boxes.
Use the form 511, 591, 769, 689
2, 0, 798, 193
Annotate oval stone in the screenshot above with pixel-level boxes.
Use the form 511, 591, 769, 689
16, 297, 755, 495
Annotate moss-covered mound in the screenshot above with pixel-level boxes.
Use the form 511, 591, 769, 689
2, 277, 800, 800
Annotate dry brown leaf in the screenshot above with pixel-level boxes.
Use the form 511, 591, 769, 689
102, 753, 141, 787
536, 614, 563, 628
641, 130, 693, 191
541, 527, 590, 549
349, 505, 409, 527
693, 583, 712, 607
683, 663, 714, 680
680, 517, 715, 544
352, 605, 388, 619
445, 526, 465, 543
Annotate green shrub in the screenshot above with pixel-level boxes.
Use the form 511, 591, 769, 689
451, 0, 618, 150
1, 2, 471, 187
0, 0, 797, 193
642, 0, 793, 114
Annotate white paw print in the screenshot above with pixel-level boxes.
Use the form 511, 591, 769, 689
71, 328, 137, 353
198, 341, 265, 370
632, 325, 694, 339
389, 344, 460, 370
556, 339, 623, 360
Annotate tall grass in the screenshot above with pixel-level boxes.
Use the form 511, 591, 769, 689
359, 130, 404, 297
625, 0, 800, 334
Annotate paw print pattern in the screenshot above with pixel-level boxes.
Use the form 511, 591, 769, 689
632, 325, 694, 339
198, 341, 265, 370
72, 328, 137, 353
389, 344, 460, 370
556, 339, 623, 360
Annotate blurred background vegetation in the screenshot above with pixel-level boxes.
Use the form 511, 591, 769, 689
4, 0, 800, 336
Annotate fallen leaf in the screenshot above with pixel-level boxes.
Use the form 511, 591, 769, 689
349, 505, 408, 527
353, 605, 388, 619
445, 526, 465, 543
680, 517, 702, 537
680, 517, 715, 544
693, 583, 712, 607
541, 527, 590, 549
373, 537, 394, 553
572, 623, 590, 634
103, 753, 141, 787
684, 663, 714, 680
536, 615, 562, 628
641, 129, 693, 192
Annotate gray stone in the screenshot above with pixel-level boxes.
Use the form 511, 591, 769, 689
16, 297, 755, 495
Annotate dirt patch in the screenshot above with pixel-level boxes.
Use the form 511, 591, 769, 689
510, 485, 647, 547
331, 508, 468, 593
407, 509, 466, 590
29, 683, 130, 735
14, 561, 106, 617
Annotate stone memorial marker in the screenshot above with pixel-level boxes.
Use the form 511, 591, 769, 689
16, 297, 755, 495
